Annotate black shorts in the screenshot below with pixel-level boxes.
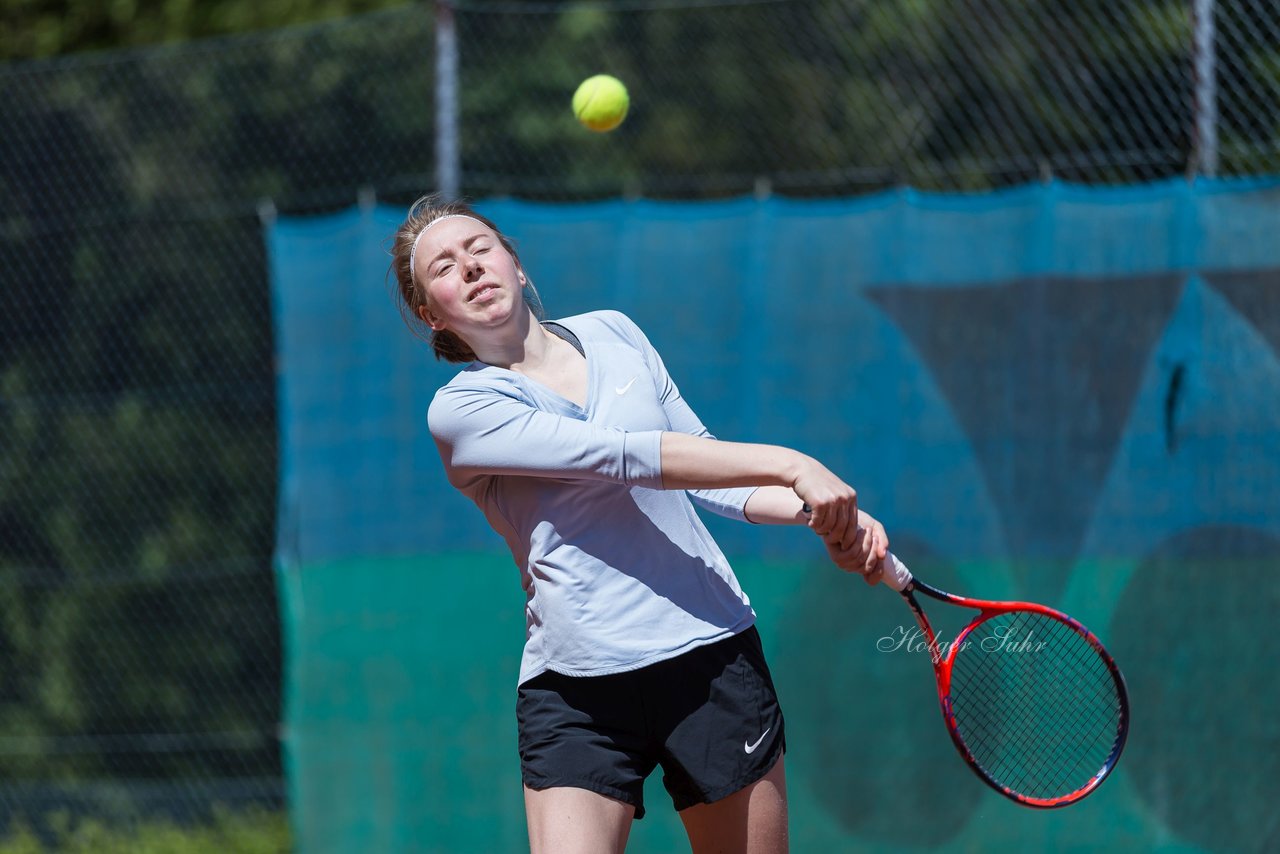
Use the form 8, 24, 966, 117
516, 626, 785, 819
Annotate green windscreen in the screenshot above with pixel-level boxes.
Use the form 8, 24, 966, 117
270, 180, 1280, 852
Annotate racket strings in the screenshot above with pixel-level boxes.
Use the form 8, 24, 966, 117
956, 618, 1115, 795
947, 611, 1124, 801
952, 614, 1118, 797
953, 630, 1105, 796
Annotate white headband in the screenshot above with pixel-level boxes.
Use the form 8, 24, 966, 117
408, 214, 490, 284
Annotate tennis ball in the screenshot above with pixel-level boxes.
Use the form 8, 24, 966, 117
572, 74, 629, 132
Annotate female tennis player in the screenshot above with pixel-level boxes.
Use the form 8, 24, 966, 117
391, 195, 889, 854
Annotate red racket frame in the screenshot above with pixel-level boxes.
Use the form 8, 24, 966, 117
901, 578, 1131, 808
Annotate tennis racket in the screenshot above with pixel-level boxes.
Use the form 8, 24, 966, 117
874, 550, 1130, 807
802, 506, 1130, 807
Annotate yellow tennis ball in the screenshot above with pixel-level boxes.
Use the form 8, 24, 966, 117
572, 74, 629, 132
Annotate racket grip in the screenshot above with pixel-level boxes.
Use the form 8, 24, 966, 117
879, 551, 914, 592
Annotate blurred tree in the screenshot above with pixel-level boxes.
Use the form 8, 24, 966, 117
0, 0, 413, 61
0, 7, 436, 810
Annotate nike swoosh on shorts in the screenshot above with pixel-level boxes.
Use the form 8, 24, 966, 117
745, 727, 771, 754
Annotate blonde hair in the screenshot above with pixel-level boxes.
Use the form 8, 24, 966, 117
390, 194, 545, 362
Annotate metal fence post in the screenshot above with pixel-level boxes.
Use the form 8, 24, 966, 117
1193, 0, 1219, 177
435, 0, 460, 199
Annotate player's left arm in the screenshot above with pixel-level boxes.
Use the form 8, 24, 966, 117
740, 486, 808, 525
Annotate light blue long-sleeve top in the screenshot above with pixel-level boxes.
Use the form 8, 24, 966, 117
427, 310, 759, 685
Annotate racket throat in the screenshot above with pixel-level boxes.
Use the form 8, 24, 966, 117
903, 590, 946, 666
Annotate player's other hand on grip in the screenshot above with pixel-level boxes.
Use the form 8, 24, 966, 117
818, 511, 890, 586
792, 461, 858, 546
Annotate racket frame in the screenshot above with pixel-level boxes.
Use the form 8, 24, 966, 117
900, 578, 1131, 808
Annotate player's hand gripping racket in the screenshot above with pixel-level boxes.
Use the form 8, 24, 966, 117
875, 551, 1130, 807
802, 508, 1129, 807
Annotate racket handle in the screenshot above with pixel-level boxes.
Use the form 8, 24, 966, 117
880, 551, 914, 592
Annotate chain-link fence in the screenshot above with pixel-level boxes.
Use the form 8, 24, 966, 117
2, 0, 1279, 842
453, 0, 1280, 197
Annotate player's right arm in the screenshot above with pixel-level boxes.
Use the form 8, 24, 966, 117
597, 311, 859, 543
658, 431, 858, 543
430, 382, 859, 544
429, 383, 665, 490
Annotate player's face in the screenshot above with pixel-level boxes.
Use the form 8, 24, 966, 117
416, 217, 525, 334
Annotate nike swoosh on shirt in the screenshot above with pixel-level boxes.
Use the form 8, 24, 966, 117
615, 376, 638, 395
744, 727, 771, 754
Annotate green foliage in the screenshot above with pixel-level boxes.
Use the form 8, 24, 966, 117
0, 0, 413, 61
0, 808, 289, 854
